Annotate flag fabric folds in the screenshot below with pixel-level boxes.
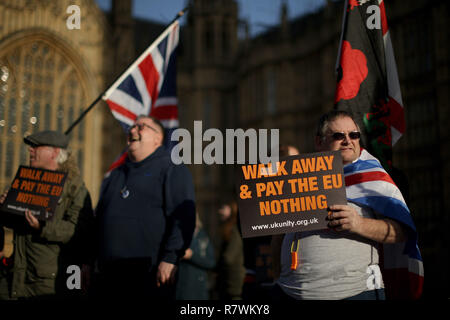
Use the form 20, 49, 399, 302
334, 0, 404, 169
344, 149, 424, 299
103, 20, 179, 134
102, 20, 180, 172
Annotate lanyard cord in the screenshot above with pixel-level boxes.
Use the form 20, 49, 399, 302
290, 233, 300, 270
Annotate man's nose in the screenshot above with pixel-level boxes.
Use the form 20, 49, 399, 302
341, 135, 351, 144
129, 124, 139, 133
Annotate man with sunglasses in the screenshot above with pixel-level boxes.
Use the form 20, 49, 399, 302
95, 115, 196, 300
274, 110, 409, 300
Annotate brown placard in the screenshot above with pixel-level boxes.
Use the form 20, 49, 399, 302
236, 151, 347, 238
1, 165, 67, 221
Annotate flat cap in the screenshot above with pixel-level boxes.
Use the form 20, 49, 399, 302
24, 130, 69, 149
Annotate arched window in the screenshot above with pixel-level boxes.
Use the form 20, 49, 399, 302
0, 38, 89, 190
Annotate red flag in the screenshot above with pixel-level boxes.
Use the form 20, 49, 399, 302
334, 0, 405, 169
335, 1, 423, 300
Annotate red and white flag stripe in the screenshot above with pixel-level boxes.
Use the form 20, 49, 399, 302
379, 0, 405, 145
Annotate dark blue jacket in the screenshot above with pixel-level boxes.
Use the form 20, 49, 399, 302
96, 146, 195, 267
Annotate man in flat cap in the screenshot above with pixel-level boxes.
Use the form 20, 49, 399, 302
0, 130, 94, 299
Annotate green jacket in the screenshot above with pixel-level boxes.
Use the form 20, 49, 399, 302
216, 225, 246, 300
10, 172, 94, 299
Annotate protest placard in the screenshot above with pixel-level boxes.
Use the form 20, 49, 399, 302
1, 165, 67, 221
236, 151, 347, 238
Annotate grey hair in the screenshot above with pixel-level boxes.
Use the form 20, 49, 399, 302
56, 149, 80, 178
316, 110, 360, 140
56, 148, 70, 165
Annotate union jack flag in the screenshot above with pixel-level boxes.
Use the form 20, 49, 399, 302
344, 149, 424, 299
103, 20, 179, 132
102, 20, 180, 172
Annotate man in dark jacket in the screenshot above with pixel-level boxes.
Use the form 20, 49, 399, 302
0, 130, 94, 299
95, 115, 196, 299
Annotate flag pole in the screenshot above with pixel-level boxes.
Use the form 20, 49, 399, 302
332, 0, 348, 111
334, 0, 349, 76
65, 93, 103, 134
64, 7, 188, 135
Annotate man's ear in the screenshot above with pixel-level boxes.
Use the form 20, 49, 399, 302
51, 147, 61, 160
155, 132, 163, 146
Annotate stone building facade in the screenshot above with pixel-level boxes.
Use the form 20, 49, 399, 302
177, 0, 240, 240
0, 0, 113, 203
0, 0, 447, 297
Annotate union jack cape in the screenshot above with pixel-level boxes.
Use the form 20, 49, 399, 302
102, 20, 180, 173
344, 149, 424, 299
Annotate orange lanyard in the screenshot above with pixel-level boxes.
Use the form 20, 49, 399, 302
290, 239, 300, 270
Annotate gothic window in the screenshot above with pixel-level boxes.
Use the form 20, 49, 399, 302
222, 20, 229, 56
266, 67, 277, 115
249, 70, 264, 119
203, 93, 212, 129
204, 20, 214, 56
0, 39, 88, 190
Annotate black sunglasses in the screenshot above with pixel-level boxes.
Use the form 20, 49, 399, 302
329, 131, 361, 141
